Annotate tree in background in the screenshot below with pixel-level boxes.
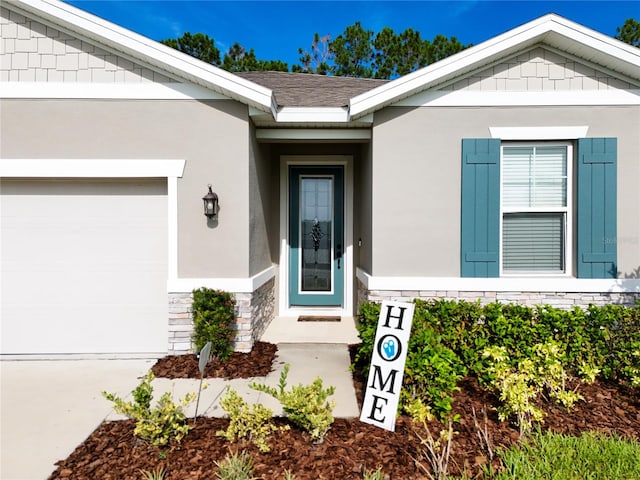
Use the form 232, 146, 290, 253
160, 32, 220, 65
222, 42, 288, 72
161, 18, 634, 77
615, 18, 640, 47
373, 27, 429, 78
304, 24, 469, 78
293, 33, 333, 74
161, 35, 287, 72
329, 21, 375, 77
427, 34, 468, 63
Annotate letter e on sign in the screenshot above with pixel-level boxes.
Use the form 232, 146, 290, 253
359, 301, 415, 431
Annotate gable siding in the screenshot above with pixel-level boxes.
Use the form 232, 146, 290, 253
442, 47, 633, 92
0, 6, 173, 83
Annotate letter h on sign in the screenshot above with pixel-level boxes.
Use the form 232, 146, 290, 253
359, 301, 415, 432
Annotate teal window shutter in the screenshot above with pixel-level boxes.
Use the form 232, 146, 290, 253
461, 138, 500, 277
577, 138, 617, 278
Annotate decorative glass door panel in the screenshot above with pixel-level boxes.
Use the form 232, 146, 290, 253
289, 166, 344, 306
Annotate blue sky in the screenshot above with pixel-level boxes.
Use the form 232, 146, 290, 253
66, 1, 639, 67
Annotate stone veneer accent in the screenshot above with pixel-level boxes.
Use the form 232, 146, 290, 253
357, 278, 640, 311
168, 277, 276, 354
0, 6, 173, 83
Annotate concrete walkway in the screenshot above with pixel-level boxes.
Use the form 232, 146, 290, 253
0, 344, 359, 480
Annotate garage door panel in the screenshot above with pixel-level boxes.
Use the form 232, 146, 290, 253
1, 179, 168, 355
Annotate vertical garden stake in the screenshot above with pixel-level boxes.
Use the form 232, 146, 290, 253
193, 341, 212, 424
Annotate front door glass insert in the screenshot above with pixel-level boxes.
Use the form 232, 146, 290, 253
300, 177, 333, 292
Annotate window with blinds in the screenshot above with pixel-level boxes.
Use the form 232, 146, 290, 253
501, 145, 569, 273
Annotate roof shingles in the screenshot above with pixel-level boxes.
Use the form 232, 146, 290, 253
235, 71, 388, 108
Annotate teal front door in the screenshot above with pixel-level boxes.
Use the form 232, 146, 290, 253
289, 166, 344, 307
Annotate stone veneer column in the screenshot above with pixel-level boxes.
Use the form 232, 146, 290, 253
167, 277, 276, 355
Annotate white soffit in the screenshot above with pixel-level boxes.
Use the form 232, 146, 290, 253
349, 14, 640, 119
5, 0, 275, 113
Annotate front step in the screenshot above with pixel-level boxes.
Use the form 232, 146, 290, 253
260, 316, 360, 344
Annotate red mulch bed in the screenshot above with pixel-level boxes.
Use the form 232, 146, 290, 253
49, 343, 640, 480
150, 341, 277, 379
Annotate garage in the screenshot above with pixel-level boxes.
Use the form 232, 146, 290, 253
1, 178, 168, 355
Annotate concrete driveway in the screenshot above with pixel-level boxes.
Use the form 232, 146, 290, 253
0, 359, 154, 480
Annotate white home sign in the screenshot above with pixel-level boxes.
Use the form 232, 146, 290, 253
359, 300, 415, 431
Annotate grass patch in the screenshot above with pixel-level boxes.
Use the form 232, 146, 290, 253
491, 430, 640, 479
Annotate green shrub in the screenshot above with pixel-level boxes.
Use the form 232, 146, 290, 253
102, 372, 194, 446
139, 466, 166, 480
191, 288, 236, 359
215, 451, 255, 480
250, 364, 336, 442
353, 300, 381, 376
403, 326, 466, 418
354, 299, 640, 422
482, 341, 582, 437
217, 388, 284, 452
584, 304, 640, 384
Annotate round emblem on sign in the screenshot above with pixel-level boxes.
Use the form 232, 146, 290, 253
377, 334, 402, 362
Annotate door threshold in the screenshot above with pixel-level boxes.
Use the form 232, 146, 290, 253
297, 315, 341, 322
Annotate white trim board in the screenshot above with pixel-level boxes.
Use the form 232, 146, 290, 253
0, 82, 227, 100
391, 90, 640, 108
167, 266, 276, 293
276, 107, 349, 123
0, 159, 186, 177
490, 126, 589, 140
278, 156, 355, 318
356, 268, 640, 294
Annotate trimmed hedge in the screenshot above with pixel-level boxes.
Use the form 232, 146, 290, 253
355, 299, 640, 418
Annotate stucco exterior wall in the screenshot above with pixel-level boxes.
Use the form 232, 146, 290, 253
354, 142, 373, 274
0, 98, 252, 278
248, 123, 274, 276
371, 104, 640, 277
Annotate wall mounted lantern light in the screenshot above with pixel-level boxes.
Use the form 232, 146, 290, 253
202, 185, 219, 219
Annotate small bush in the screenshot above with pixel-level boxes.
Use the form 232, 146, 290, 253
102, 372, 194, 446
191, 288, 236, 359
217, 388, 284, 452
482, 341, 582, 437
250, 364, 336, 442
215, 451, 255, 480
139, 466, 166, 480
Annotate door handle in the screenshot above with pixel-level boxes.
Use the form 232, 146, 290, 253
337, 244, 342, 269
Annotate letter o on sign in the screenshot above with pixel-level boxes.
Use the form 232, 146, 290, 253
376, 334, 402, 362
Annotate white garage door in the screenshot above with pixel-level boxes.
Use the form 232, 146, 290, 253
1, 179, 168, 355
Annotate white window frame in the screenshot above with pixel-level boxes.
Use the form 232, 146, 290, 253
499, 142, 573, 277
